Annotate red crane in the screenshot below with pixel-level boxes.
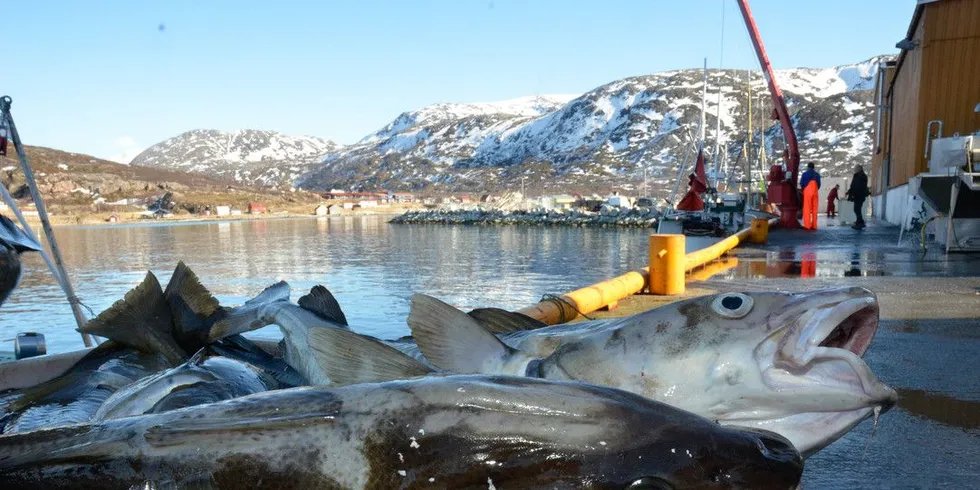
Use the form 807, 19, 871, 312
736, 0, 801, 228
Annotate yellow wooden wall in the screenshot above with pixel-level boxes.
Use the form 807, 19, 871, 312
882, 0, 980, 190
887, 18, 925, 188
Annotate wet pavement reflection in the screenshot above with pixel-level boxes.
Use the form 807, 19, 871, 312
727, 222, 980, 279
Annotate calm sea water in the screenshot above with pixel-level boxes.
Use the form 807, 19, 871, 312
1, 215, 707, 352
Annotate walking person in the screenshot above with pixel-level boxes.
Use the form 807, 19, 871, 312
826, 184, 840, 218
799, 162, 821, 230
847, 165, 870, 229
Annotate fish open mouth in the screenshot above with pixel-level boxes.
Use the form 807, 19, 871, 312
775, 288, 883, 370
815, 300, 879, 357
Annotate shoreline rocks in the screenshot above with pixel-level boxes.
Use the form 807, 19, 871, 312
389, 207, 659, 228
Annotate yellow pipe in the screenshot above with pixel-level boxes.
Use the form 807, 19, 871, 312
684, 217, 778, 271
520, 218, 778, 325
517, 269, 647, 325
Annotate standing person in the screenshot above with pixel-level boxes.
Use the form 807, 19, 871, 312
799, 162, 821, 230
826, 184, 840, 218
847, 165, 870, 229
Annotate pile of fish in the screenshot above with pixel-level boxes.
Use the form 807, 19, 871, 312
0, 261, 900, 489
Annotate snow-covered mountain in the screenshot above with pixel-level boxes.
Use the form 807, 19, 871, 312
299, 56, 889, 195
131, 130, 337, 188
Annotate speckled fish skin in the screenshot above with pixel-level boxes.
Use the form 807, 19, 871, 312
0, 375, 803, 490
399, 287, 898, 458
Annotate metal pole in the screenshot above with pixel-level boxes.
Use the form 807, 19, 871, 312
1, 96, 93, 347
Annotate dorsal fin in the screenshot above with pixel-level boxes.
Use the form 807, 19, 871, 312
468, 308, 548, 334
306, 327, 433, 385
79, 272, 186, 365
298, 285, 348, 327
407, 294, 515, 373
164, 261, 220, 349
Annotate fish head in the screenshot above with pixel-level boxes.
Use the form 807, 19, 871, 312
545, 287, 897, 456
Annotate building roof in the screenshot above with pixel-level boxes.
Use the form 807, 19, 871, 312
889, 0, 945, 96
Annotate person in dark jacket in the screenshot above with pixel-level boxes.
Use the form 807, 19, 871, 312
846, 165, 870, 229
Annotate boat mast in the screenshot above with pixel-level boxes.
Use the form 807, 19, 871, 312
700, 58, 707, 146
746, 69, 752, 194
712, 0, 726, 189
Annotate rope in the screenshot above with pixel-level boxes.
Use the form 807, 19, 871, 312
539, 293, 594, 323
66, 295, 96, 317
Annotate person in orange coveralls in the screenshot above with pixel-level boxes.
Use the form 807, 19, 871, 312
799, 162, 821, 230
826, 184, 840, 218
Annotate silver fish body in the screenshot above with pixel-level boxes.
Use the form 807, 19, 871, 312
92, 348, 280, 421
399, 287, 899, 457
0, 343, 172, 434
0, 375, 804, 490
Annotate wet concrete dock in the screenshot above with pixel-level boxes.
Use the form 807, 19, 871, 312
591, 219, 980, 489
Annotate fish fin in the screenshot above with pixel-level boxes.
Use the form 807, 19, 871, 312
143, 393, 343, 447
164, 261, 220, 341
207, 281, 290, 341
468, 307, 548, 333
298, 285, 348, 327
408, 294, 515, 373
306, 327, 433, 385
187, 347, 211, 365
0, 214, 42, 253
79, 272, 186, 365
245, 280, 291, 305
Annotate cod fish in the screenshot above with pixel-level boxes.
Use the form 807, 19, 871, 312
92, 346, 282, 422
396, 287, 899, 458
0, 271, 183, 434
0, 264, 295, 433
0, 375, 804, 490
0, 214, 43, 308
209, 284, 351, 385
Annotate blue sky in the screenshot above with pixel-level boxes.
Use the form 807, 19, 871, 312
5, 1, 913, 162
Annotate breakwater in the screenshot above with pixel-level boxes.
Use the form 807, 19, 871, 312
389, 207, 658, 228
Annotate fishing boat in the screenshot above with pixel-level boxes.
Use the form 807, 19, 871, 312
658, 0, 803, 238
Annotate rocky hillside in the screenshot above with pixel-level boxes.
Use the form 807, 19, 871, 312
299, 56, 888, 196
1, 146, 318, 214
131, 130, 337, 188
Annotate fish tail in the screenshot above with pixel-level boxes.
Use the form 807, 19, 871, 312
78, 272, 187, 365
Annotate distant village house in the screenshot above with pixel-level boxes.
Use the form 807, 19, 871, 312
247, 203, 267, 214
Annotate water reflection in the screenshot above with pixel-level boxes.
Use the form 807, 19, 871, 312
897, 388, 980, 430
1, 217, 717, 353
735, 248, 894, 279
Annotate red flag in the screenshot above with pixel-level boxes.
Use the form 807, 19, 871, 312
691, 144, 708, 194
676, 144, 708, 211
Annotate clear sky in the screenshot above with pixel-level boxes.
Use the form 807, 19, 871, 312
5, 0, 913, 162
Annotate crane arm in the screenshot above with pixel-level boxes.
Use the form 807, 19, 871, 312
736, 0, 801, 227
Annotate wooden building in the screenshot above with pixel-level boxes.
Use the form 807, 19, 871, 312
870, 0, 980, 223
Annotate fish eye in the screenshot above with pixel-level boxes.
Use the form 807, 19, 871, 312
710, 293, 754, 319
626, 477, 674, 490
